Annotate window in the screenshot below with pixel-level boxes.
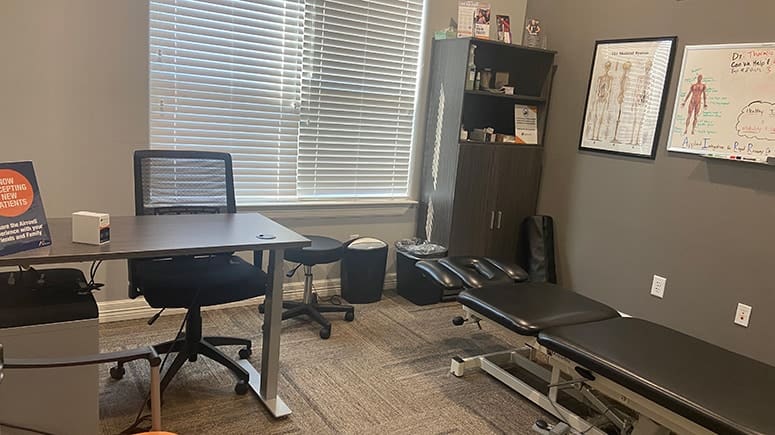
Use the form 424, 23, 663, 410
150, 0, 424, 204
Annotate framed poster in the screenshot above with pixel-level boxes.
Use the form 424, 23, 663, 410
666, 43, 775, 163
579, 36, 677, 159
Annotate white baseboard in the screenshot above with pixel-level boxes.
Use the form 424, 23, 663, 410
98, 273, 397, 323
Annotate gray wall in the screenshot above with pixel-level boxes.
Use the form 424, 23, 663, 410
527, 0, 775, 365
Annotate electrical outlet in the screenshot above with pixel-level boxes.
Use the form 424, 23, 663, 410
734, 303, 752, 327
650, 275, 666, 298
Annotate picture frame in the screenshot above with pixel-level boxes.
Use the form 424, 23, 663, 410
579, 36, 677, 159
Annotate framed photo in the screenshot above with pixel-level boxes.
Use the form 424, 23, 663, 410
579, 36, 677, 159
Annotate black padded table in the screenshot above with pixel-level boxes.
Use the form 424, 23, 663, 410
538, 317, 775, 435
457, 283, 620, 336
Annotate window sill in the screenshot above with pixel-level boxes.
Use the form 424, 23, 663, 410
238, 199, 418, 220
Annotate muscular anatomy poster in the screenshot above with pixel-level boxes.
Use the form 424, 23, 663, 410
667, 43, 775, 162
580, 37, 676, 159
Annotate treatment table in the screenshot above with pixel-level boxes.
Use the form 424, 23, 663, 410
416, 257, 775, 435
418, 258, 775, 434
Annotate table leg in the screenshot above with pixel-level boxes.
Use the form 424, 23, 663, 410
243, 248, 291, 418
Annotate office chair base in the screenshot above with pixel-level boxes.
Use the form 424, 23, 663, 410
111, 335, 251, 396
258, 299, 355, 339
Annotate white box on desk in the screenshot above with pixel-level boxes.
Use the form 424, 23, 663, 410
72, 211, 110, 245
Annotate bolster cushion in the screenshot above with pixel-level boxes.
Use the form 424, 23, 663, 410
415, 260, 464, 290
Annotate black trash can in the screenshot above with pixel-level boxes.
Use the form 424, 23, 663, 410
395, 238, 448, 305
340, 237, 388, 303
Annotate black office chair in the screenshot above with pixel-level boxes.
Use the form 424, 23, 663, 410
109, 150, 267, 396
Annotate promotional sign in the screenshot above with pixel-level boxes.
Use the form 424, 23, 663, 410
0, 161, 52, 256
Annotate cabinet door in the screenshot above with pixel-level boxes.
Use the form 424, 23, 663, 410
488, 146, 543, 262
448, 144, 496, 256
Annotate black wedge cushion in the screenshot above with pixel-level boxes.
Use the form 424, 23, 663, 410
133, 255, 267, 308
415, 260, 464, 290
538, 317, 775, 435
439, 257, 520, 288
284, 235, 343, 265
457, 283, 619, 335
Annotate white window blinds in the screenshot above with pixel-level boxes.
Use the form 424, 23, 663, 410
150, 0, 423, 204
299, 0, 423, 199
150, 0, 303, 203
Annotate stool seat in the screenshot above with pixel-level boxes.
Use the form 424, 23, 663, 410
285, 235, 343, 265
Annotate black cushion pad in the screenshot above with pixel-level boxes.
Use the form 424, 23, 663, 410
457, 283, 619, 336
284, 235, 343, 265
134, 256, 267, 308
0, 269, 98, 327
538, 317, 775, 435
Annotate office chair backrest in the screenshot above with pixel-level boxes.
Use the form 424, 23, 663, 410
129, 150, 236, 299
133, 150, 236, 216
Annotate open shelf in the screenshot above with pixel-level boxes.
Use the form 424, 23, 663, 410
460, 140, 542, 147
465, 90, 546, 103
464, 37, 558, 54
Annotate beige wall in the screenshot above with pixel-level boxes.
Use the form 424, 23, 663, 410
0, 0, 148, 301
528, 0, 775, 364
0, 0, 418, 302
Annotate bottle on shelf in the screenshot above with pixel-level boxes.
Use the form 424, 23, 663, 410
465, 43, 477, 91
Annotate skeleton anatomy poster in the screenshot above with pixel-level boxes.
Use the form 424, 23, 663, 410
580, 37, 676, 159
667, 43, 775, 162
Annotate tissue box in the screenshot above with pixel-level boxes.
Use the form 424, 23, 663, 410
72, 212, 110, 245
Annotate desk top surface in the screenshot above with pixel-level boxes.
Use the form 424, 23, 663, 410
0, 213, 309, 266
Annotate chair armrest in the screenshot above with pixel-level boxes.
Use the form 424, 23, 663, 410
415, 260, 464, 290
483, 258, 529, 283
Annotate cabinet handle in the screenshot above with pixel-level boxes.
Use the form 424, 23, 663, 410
496, 211, 503, 229
489, 211, 495, 230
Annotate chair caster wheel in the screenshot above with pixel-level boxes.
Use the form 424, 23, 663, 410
319, 326, 331, 339
258, 304, 265, 314
344, 311, 355, 321
110, 365, 125, 380
238, 347, 252, 359
235, 380, 249, 395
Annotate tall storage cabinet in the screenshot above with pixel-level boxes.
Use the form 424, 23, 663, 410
417, 38, 556, 262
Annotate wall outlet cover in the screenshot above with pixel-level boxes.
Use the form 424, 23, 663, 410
650, 275, 667, 298
734, 303, 752, 327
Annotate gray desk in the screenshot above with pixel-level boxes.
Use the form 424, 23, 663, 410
0, 213, 309, 418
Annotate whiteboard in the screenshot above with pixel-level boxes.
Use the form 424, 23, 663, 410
667, 43, 775, 162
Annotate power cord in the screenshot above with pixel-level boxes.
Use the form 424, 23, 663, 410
311, 283, 343, 305
118, 255, 213, 434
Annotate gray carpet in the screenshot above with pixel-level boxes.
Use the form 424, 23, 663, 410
99, 291, 549, 434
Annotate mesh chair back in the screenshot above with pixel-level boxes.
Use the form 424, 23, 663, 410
129, 150, 236, 299
133, 150, 236, 216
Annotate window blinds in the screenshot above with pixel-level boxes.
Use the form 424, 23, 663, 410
150, 0, 303, 203
298, 0, 423, 199
150, 0, 423, 203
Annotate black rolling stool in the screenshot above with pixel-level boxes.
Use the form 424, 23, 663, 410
260, 235, 355, 339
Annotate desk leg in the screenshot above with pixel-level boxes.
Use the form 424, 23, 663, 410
245, 248, 291, 418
